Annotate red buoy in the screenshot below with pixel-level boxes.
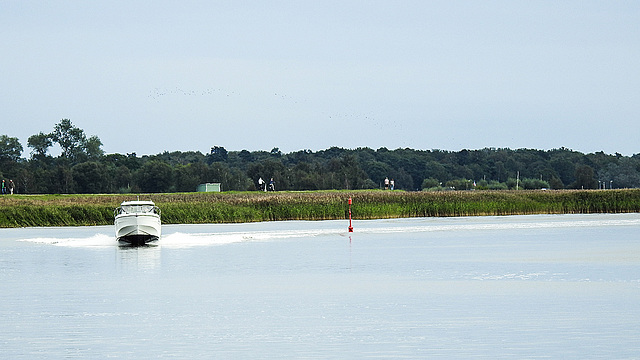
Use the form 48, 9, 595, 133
348, 197, 353, 232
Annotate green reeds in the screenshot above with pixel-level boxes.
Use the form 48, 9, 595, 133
1, 189, 639, 228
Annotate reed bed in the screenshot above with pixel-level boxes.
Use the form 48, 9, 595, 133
1, 189, 639, 228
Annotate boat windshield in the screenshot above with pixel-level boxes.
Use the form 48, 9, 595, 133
121, 205, 158, 214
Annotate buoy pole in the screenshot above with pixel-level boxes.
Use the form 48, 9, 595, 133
348, 197, 353, 232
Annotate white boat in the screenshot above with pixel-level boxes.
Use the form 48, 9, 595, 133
114, 200, 161, 245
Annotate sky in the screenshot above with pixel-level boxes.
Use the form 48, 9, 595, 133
2, 1, 639, 157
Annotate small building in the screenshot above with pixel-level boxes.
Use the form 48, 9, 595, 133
196, 183, 221, 192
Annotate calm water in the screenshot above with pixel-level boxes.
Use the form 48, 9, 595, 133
1, 214, 639, 359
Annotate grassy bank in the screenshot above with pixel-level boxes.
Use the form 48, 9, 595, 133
1, 189, 639, 228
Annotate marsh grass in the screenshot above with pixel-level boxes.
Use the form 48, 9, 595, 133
1, 189, 639, 228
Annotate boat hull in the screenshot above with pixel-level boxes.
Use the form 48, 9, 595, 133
115, 213, 161, 245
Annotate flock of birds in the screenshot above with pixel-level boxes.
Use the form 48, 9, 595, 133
148, 87, 240, 100
146, 86, 385, 127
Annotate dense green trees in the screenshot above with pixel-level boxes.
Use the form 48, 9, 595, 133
1, 121, 640, 194
0, 135, 23, 163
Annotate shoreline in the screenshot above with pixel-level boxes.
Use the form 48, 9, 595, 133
1, 189, 639, 228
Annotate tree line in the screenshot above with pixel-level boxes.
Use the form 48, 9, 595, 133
1, 119, 639, 194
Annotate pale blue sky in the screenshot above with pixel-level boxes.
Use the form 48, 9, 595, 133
2, 1, 639, 156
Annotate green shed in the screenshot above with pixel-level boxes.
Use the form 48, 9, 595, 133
196, 183, 222, 192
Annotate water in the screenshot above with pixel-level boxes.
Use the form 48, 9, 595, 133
1, 214, 639, 359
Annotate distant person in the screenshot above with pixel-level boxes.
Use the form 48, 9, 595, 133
384, 177, 389, 190
390, 179, 395, 190
269, 178, 275, 191
9, 179, 14, 195
1, 180, 5, 194
258, 177, 265, 192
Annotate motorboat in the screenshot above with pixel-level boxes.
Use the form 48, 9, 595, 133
114, 200, 161, 245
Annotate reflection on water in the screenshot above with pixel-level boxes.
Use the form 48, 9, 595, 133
116, 244, 161, 271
